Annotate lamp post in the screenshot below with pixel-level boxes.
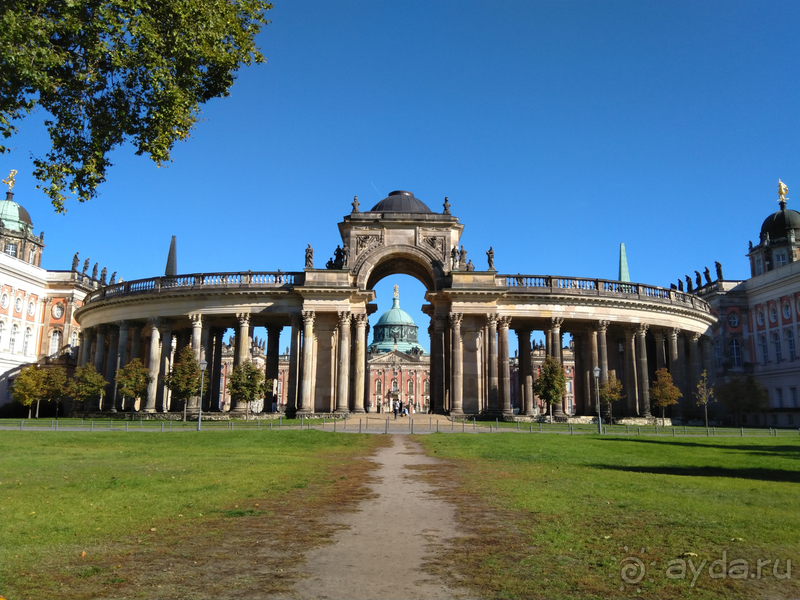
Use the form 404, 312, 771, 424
197, 359, 208, 431
593, 366, 602, 434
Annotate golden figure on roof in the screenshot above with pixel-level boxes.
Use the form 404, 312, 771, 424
393, 284, 399, 298
778, 179, 789, 203
2, 170, 17, 192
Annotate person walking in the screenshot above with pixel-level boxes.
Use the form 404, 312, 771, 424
393, 400, 398, 419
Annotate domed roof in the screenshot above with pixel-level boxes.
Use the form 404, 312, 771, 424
760, 201, 800, 242
0, 196, 33, 232
369, 286, 428, 355
376, 296, 417, 326
369, 190, 433, 214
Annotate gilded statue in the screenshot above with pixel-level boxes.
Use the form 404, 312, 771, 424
778, 179, 789, 202
2, 170, 17, 192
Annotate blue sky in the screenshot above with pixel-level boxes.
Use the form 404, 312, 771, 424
4, 0, 800, 353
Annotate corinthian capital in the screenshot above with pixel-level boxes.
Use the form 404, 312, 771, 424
236, 313, 250, 327
485, 313, 498, 328
449, 313, 463, 328
338, 311, 352, 326
497, 315, 512, 329
302, 310, 315, 326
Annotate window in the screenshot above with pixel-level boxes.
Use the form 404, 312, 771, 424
770, 306, 778, 323
772, 332, 782, 362
424, 380, 430, 394
9, 324, 18, 353
730, 339, 742, 367
375, 380, 382, 394
755, 257, 763, 275
49, 330, 62, 356
787, 330, 797, 361
759, 336, 768, 365
775, 388, 784, 408
4, 243, 16, 258
22, 328, 31, 355
727, 313, 739, 328
790, 387, 798, 408
407, 380, 414, 395
71, 330, 78, 348
566, 381, 573, 394
757, 310, 765, 326
28, 249, 35, 264
775, 251, 788, 267
784, 303, 792, 319
391, 379, 398, 391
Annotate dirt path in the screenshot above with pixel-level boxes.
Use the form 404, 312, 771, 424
286, 435, 471, 600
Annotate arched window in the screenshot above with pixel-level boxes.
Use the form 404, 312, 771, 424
759, 335, 768, 365
772, 332, 782, 363
10, 324, 18, 353
424, 380, 430, 394
375, 379, 382, 394
786, 330, 797, 361
49, 330, 63, 356
71, 330, 78, 350
22, 328, 31, 355
391, 378, 398, 391
408, 380, 414, 395
730, 339, 742, 367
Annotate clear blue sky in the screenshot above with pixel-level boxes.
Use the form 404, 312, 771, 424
4, 0, 800, 353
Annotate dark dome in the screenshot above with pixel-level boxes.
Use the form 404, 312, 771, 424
369, 190, 433, 213
760, 202, 800, 242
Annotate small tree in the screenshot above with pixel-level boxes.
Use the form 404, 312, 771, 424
11, 365, 44, 418
165, 346, 206, 421
227, 361, 265, 421
41, 367, 68, 419
694, 369, 715, 428
649, 368, 682, 426
68, 365, 108, 415
716, 376, 769, 426
115, 359, 152, 413
598, 373, 625, 423
533, 355, 567, 419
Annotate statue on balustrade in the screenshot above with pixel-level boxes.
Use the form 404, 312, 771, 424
332, 245, 345, 269
100, 267, 107, 286
459, 246, 467, 270
466, 260, 475, 272
110, 271, 117, 285
450, 246, 458, 270
486, 246, 495, 270
694, 270, 702, 288
71, 252, 80, 271
703, 267, 712, 286
670, 283, 677, 290
715, 261, 723, 281
685, 276, 693, 293
351, 195, 360, 213
677, 279, 684, 292
82, 258, 90, 275
91, 263, 98, 281
305, 244, 314, 269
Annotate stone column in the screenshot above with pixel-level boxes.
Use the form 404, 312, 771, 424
157, 320, 173, 412
353, 314, 367, 413
335, 312, 351, 414
130, 325, 141, 360
298, 311, 315, 415
80, 328, 94, 367
550, 317, 564, 364
624, 327, 638, 416
145, 318, 161, 413
573, 333, 585, 415
210, 328, 224, 411
596, 320, 609, 383
93, 325, 107, 374
518, 329, 534, 415
668, 328, 683, 421
486, 314, 499, 413
201, 324, 212, 409
190, 314, 203, 360
64, 297, 76, 354
266, 325, 282, 393
433, 316, 447, 414
498, 316, 512, 415
235, 313, 250, 367
104, 326, 120, 411
449, 313, 464, 415
702, 336, 715, 386
116, 321, 129, 370
654, 329, 666, 370
286, 315, 301, 415
636, 324, 651, 417
588, 326, 599, 414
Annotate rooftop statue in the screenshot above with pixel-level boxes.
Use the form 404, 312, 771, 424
92, 263, 98, 281
715, 261, 723, 281
685, 276, 693, 293
305, 244, 314, 269
694, 270, 702, 288
72, 252, 80, 271
443, 196, 451, 215
394, 284, 399, 298
677, 279, 684, 292
466, 260, 475, 272
779, 179, 789, 202
486, 246, 495, 270
351, 195, 360, 213
82, 258, 90, 275
2, 169, 16, 192
450, 246, 458, 270
703, 267, 712, 286
110, 271, 117, 285
100, 267, 107, 286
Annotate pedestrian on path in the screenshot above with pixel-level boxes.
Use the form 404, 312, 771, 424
393, 400, 398, 419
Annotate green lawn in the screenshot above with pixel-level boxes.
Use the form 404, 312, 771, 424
416, 434, 800, 600
0, 430, 382, 599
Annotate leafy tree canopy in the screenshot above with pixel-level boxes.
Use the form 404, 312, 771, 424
649, 368, 682, 409
226, 360, 265, 405
115, 358, 152, 402
598, 373, 624, 406
165, 346, 205, 402
41, 366, 67, 403
68, 364, 107, 404
533, 355, 567, 405
11, 365, 43, 407
716, 376, 769, 415
1, 0, 272, 212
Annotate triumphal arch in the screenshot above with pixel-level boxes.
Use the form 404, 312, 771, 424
75, 190, 715, 420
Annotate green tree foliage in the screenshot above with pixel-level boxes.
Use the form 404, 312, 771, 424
533, 355, 567, 418
68, 364, 108, 413
115, 358, 152, 411
165, 346, 206, 417
1, 0, 273, 212
649, 368, 682, 426
598, 373, 625, 423
694, 369, 715, 428
11, 365, 43, 418
226, 360, 265, 420
41, 366, 67, 418
716, 376, 769, 426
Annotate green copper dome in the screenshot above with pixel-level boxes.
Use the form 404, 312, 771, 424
369, 286, 428, 355
0, 196, 33, 233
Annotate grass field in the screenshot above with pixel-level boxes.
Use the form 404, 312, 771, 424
0, 430, 385, 600
416, 434, 800, 599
